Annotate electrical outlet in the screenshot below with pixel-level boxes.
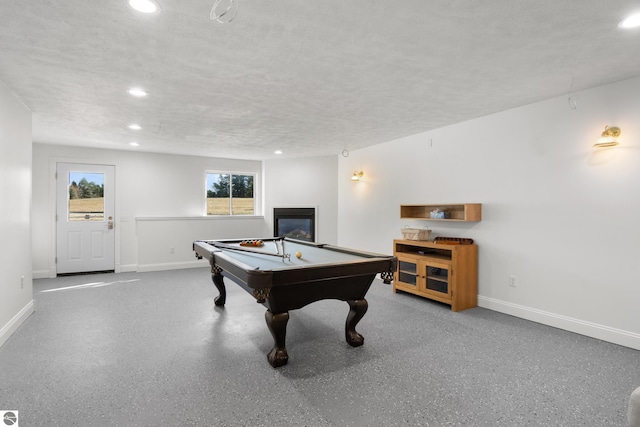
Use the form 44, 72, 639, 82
169, 247, 175, 254
509, 275, 517, 288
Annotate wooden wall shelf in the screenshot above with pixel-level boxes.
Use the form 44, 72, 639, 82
400, 203, 482, 222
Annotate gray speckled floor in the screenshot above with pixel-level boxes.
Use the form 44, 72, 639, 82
0, 268, 638, 426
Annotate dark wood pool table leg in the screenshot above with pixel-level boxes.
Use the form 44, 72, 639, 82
345, 299, 368, 347
210, 265, 226, 306
265, 310, 289, 368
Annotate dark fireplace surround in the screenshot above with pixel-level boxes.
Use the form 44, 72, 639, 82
273, 207, 316, 242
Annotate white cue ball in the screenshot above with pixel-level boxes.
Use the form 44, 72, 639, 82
295, 251, 302, 259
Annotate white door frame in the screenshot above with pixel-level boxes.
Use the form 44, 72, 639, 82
48, 158, 121, 277
56, 163, 115, 274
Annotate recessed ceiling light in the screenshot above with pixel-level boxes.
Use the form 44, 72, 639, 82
127, 88, 148, 97
128, 124, 142, 130
129, 142, 140, 146
129, 0, 160, 14
619, 13, 640, 29
274, 150, 283, 155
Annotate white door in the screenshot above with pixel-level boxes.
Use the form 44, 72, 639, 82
56, 163, 115, 274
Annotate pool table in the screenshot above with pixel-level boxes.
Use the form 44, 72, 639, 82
193, 237, 397, 368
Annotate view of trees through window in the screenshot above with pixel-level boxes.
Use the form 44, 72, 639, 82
68, 173, 105, 221
206, 173, 255, 215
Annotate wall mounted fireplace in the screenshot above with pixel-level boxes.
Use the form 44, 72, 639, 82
273, 207, 316, 242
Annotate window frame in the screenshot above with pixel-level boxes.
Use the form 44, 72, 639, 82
204, 170, 259, 217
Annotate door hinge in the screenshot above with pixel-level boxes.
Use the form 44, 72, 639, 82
55, 257, 57, 264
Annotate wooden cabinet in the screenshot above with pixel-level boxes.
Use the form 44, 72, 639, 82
393, 239, 478, 312
400, 203, 481, 222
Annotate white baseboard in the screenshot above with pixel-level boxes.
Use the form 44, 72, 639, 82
0, 300, 34, 348
32, 270, 50, 279
137, 259, 208, 273
478, 296, 640, 351
119, 264, 138, 273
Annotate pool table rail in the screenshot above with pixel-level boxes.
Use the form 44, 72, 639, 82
193, 239, 397, 290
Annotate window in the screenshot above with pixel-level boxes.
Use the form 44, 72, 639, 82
206, 172, 255, 216
68, 172, 105, 221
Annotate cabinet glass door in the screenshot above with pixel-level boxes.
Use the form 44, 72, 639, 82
397, 259, 418, 289
422, 262, 451, 297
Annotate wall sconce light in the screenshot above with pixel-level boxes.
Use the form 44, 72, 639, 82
594, 126, 621, 148
351, 171, 364, 181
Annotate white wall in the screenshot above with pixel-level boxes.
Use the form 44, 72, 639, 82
28, 76, 640, 350
264, 155, 339, 244
0, 80, 33, 347
338, 76, 640, 350
32, 145, 268, 276
32, 147, 341, 277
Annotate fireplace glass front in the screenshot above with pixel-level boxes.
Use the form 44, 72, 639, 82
273, 208, 315, 242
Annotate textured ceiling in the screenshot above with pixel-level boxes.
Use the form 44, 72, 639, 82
1, 1, 639, 160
